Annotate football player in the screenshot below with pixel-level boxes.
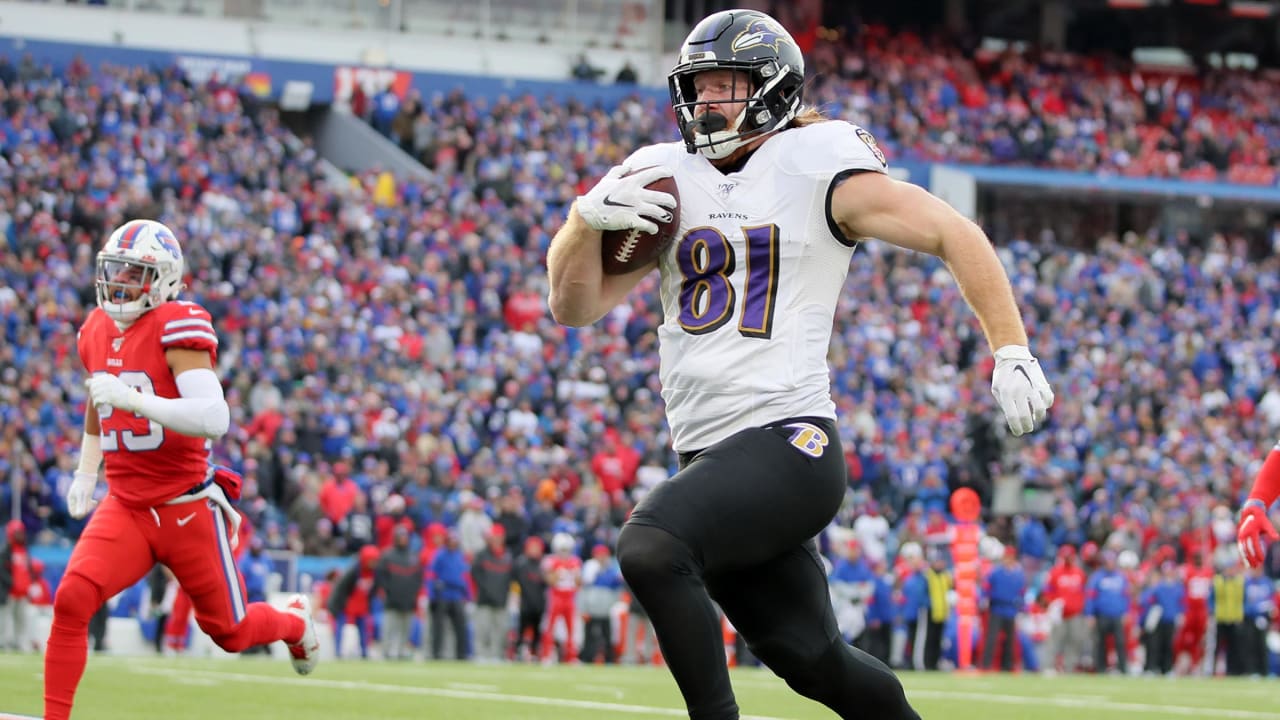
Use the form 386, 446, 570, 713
547, 9, 1053, 719
540, 532, 583, 663
45, 220, 320, 720
1237, 443, 1280, 569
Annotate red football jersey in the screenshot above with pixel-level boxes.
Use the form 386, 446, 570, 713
1183, 564, 1214, 611
78, 301, 219, 508
542, 555, 582, 601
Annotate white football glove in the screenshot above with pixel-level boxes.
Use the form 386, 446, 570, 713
991, 345, 1054, 437
576, 164, 676, 235
87, 373, 142, 413
67, 470, 99, 519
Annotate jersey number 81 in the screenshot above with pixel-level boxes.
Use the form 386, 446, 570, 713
676, 223, 780, 340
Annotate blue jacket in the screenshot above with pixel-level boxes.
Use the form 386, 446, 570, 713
1244, 576, 1275, 620
985, 565, 1026, 619
900, 571, 929, 622
1085, 570, 1130, 619
1018, 519, 1050, 561
866, 573, 896, 625
830, 557, 875, 585
430, 547, 472, 603
240, 552, 273, 602
1142, 580, 1185, 623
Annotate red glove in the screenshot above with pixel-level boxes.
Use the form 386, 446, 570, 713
1238, 500, 1279, 568
211, 465, 243, 502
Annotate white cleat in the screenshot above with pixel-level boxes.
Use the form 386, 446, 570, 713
285, 593, 320, 675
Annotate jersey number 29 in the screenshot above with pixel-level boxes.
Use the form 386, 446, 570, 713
676, 224, 780, 339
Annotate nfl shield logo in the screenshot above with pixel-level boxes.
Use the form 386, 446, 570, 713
112, 337, 124, 352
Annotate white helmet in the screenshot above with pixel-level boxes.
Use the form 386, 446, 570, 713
96, 219, 185, 325
551, 532, 575, 555
979, 536, 1004, 561
1117, 550, 1139, 570
898, 542, 923, 561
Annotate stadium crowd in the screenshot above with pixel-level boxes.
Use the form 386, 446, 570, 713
350, 22, 1280, 185
1, 46, 1279, 675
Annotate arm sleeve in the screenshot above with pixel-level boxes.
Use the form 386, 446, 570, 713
77, 432, 102, 475
131, 368, 230, 438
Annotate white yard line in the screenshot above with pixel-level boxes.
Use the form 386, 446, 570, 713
908, 689, 1280, 719
127, 666, 792, 720
445, 682, 500, 692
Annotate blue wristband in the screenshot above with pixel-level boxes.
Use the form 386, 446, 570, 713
1243, 498, 1268, 513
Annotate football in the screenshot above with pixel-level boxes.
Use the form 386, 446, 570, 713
599, 169, 680, 275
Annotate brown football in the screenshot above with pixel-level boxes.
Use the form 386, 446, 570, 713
600, 169, 680, 275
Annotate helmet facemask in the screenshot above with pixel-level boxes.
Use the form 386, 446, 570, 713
671, 61, 803, 160
96, 255, 167, 325
94, 219, 185, 326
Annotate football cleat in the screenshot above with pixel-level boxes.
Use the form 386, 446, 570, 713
285, 593, 320, 675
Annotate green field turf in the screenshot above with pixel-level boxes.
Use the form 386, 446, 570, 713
1, 652, 1275, 719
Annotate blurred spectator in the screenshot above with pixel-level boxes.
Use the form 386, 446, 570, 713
615, 61, 638, 85
375, 525, 424, 660
456, 492, 494, 558
470, 525, 514, 662
1, 520, 35, 652
239, 537, 274, 655
1210, 559, 1245, 676
429, 530, 471, 660
1086, 551, 1130, 674
1241, 563, 1274, 676
571, 54, 604, 82
921, 549, 951, 671
982, 546, 1026, 671
512, 535, 548, 662
1142, 560, 1186, 676
580, 543, 623, 664
326, 544, 380, 659
1043, 544, 1088, 673
494, 488, 530, 555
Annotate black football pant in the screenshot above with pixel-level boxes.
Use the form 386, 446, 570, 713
618, 417, 920, 720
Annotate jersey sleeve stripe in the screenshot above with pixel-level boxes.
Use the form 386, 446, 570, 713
163, 318, 214, 331
160, 330, 219, 345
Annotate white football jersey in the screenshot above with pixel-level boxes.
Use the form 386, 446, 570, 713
624, 121, 888, 451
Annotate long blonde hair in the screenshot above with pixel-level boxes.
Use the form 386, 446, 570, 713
790, 106, 832, 127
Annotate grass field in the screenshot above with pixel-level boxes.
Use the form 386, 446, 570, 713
1, 652, 1276, 720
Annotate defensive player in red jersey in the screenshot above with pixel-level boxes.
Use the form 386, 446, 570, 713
1175, 550, 1214, 674
46, 219, 320, 720
541, 532, 583, 663
1238, 442, 1280, 568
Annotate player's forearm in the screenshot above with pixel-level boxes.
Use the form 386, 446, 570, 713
940, 225, 1029, 351
132, 368, 230, 438
547, 204, 609, 326
76, 432, 102, 475
1247, 445, 1280, 507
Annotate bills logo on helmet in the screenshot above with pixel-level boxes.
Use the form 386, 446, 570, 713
731, 18, 790, 52
154, 227, 182, 260
114, 221, 181, 260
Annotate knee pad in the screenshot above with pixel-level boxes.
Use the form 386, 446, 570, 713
52, 572, 103, 626
617, 524, 700, 590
